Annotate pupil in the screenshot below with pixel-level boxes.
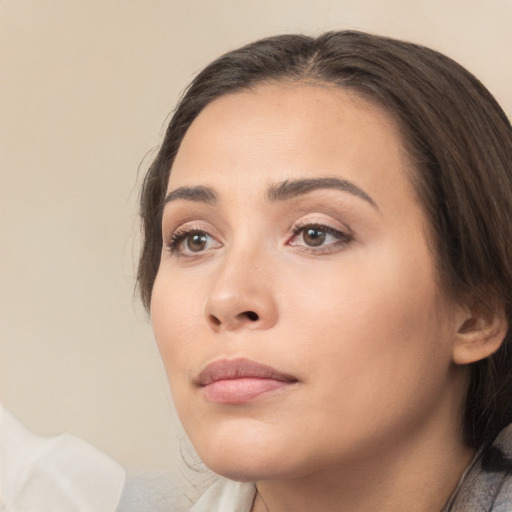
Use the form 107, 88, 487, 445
188, 233, 207, 251
304, 228, 325, 247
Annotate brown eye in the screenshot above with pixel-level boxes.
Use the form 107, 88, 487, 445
186, 233, 209, 252
302, 227, 326, 247
168, 228, 221, 256
289, 223, 352, 252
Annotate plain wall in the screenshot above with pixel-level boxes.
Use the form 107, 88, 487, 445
1, 0, 511, 493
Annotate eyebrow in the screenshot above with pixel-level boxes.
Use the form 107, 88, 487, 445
163, 177, 377, 210
163, 185, 218, 206
267, 177, 378, 209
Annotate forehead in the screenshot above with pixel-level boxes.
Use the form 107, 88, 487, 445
168, 83, 415, 215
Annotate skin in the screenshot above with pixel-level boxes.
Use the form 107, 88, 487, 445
151, 83, 477, 512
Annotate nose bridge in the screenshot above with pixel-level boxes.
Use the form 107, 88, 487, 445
204, 239, 278, 331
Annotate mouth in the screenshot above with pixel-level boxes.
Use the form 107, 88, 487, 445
195, 358, 299, 404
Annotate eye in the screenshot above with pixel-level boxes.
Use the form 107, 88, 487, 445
289, 223, 352, 250
301, 226, 328, 247
167, 228, 221, 256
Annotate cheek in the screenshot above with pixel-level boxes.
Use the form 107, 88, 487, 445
274, 248, 454, 457
150, 269, 205, 378
151, 274, 205, 424
283, 242, 452, 384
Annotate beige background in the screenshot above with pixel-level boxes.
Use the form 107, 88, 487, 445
1, 0, 511, 498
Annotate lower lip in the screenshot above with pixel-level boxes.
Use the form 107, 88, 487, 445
202, 378, 293, 404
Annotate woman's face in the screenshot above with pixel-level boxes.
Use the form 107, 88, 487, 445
151, 83, 466, 481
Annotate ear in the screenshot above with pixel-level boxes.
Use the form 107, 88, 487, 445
452, 301, 508, 365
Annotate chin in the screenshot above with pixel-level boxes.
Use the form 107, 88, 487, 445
202, 453, 292, 483
195, 435, 325, 484
188, 422, 300, 482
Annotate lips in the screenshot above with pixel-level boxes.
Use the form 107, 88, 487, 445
196, 358, 298, 404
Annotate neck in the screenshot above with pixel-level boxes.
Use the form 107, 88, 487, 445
252, 420, 474, 512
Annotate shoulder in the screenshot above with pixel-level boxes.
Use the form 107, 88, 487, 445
450, 424, 512, 512
190, 478, 256, 512
0, 406, 125, 512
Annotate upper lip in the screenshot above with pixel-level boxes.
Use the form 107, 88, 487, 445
196, 358, 298, 386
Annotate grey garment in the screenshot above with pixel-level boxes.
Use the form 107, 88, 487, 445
445, 424, 512, 512
116, 471, 186, 512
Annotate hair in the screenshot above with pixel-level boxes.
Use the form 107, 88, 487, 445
137, 30, 512, 449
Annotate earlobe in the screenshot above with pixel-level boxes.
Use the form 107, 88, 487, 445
452, 303, 508, 365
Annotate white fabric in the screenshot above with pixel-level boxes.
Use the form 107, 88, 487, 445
189, 478, 255, 512
0, 404, 125, 512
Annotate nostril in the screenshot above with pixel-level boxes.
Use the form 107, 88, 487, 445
208, 311, 260, 327
209, 314, 221, 326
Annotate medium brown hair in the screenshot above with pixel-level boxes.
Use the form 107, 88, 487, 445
137, 31, 512, 448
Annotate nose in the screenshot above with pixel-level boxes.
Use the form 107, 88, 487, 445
204, 248, 278, 332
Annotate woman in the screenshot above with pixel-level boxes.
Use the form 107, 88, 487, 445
138, 31, 512, 511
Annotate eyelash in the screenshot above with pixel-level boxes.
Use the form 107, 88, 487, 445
165, 221, 353, 257
288, 222, 352, 252
166, 226, 218, 256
